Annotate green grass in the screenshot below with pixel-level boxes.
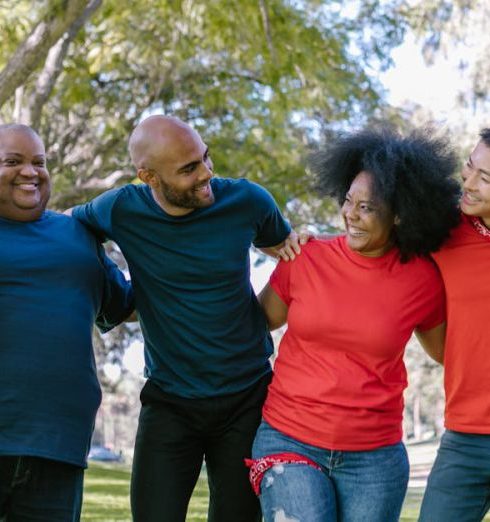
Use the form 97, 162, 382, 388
81, 462, 210, 522
81, 462, 490, 521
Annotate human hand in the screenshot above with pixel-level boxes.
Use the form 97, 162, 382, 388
276, 230, 313, 261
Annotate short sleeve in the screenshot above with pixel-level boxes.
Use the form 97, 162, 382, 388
417, 264, 446, 331
269, 259, 293, 306
72, 188, 122, 241
249, 183, 291, 248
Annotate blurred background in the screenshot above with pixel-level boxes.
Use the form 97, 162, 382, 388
1, 0, 488, 461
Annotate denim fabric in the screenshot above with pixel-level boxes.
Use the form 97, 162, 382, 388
131, 375, 271, 522
252, 421, 409, 522
0, 456, 83, 522
419, 430, 490, 522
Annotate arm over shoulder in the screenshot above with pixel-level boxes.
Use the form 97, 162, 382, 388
95, 244, 135, 332
71, 187, 123, 241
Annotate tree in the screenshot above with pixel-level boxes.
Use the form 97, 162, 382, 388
0, 0, 407, 223
1, 1, 417, 451
0, 0, 101, 110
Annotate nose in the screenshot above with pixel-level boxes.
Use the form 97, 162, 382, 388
19, 163, 37, 177
199, 160, 213, 180
342, 201, 358, 221
462, 170, 477, 191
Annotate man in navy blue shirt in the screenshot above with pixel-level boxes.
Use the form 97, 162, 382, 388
0, 124, 133, 522
72, 115, 293, 522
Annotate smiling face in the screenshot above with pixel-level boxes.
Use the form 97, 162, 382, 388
132, 116, 215, 216
341, 171, 396, 257
0, 127, 51, 222
460, 140, 490, 227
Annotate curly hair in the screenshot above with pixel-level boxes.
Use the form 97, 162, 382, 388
310, 127, 461, 261
480, 128, 490, 147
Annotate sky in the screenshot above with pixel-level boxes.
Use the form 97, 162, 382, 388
381, 34, 466, 121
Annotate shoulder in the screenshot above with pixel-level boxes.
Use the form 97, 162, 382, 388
402, 255, 442, 284
213, 177, 274, 201
96, 184, 143, 207
287, 237, 341, 269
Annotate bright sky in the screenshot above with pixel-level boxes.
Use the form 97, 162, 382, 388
381, 34, 470, 124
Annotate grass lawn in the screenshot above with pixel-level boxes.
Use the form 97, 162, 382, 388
83, 462, 486, 522
81, 462, 209, 522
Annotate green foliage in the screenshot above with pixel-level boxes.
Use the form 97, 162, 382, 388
0, 0, 406, 224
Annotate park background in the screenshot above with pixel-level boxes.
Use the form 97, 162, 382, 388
1, 0, 489, 519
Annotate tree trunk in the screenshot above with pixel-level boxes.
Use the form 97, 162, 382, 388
0, 0, 101, 109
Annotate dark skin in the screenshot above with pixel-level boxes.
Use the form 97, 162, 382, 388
265, 172, 446, 364
0, 127, 51, 222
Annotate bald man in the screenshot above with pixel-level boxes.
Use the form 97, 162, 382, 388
0, 124, 133, 521
72, 115, 293, 522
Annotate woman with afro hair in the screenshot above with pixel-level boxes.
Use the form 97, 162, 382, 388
247, 127, 461, 522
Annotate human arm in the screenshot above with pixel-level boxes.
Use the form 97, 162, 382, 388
69, 188, 122, 241
258, 283, 289, 331
415, 322, 446, 365
95, 245, 135, 332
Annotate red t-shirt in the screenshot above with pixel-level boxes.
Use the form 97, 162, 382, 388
432, 214, 490, 433
263, 237, 445, 450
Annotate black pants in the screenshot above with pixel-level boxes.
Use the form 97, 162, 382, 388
0, 456, 83, 522
130, 374, 271, 522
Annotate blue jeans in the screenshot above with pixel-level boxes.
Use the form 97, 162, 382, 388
419, 430, 490, 522
252, 421, 409, 522
0, 456, 83, 522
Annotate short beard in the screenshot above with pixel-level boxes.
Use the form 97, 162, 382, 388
159, 179, 215, 210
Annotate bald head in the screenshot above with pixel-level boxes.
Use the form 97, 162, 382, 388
128, 115, 202, 170
0, 123, 41, 143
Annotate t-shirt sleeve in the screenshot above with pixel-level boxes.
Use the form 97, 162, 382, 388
95, 244, 135, 333
72, 188, 121, 241
249, 182, 291, 248
269, 259, 293, 306
416, 264, 446, 331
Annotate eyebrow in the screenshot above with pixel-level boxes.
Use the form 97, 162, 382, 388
177, 147, 209, 173
469, 156, 490, 177
345, 193, 377, 205
3, 152, 45, 159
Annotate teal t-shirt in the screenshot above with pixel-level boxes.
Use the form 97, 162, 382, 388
0, 211, 133, 467
73, 177, 290, 398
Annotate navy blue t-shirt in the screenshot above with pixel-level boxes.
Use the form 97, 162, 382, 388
0, 211, 133, 467
73, 177, 291, 398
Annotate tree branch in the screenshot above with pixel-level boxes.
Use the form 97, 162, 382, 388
29, 0, 102, 128
0, 0, 98, 109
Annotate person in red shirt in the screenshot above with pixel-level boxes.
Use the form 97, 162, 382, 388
246, 128, 461, 522
419, 129, 490, 522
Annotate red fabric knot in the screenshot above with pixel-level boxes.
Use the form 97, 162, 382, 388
244, 452, 321, 496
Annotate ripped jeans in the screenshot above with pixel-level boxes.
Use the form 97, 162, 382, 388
251, 421, 408, 522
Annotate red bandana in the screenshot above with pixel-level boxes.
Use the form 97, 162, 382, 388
245, 452, 321, 495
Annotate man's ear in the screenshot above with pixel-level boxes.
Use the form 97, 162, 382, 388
137, 168, 155, 186
394, 215, 401, 226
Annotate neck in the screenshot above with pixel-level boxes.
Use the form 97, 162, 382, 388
481, 216, 490, 229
